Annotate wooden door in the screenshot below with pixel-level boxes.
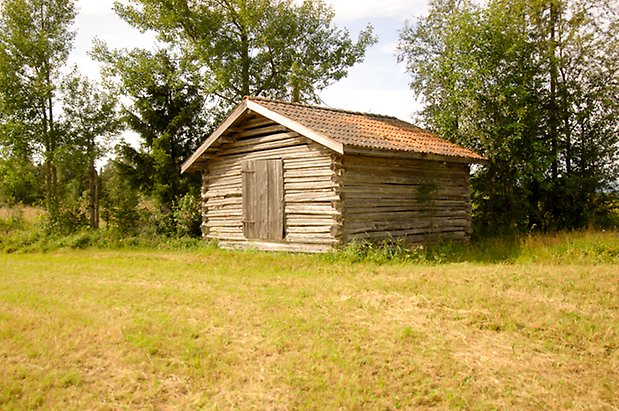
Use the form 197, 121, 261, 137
241, 159, 284, 240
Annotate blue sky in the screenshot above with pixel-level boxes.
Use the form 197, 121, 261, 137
71, 0, 429, 121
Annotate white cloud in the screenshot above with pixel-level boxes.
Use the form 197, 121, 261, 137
379, 41, 399, 55
326, 0, 426, 22
77, 0, 116, 16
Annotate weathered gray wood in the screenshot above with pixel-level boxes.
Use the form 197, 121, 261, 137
199, 113, 474, 251
341, 153, 472, 244
242, 159, 284, 241
219, 241, 333, 253
267, 159, 284, 240
241, 160, 256, 238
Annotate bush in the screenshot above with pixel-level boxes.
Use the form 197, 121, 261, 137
0, 208, 26, 234
324, 238, 430, 264
173, 193, 202, 237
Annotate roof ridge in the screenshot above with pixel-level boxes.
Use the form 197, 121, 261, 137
245, 95, 405, 122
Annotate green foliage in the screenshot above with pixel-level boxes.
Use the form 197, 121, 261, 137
0, 152, 43, 206
100, 161, 142, 234
398, 0, 619, 235
323, 231, 618, 265
0, 217, 213, 254
93, 47, 204, 209
325, 239, 430, 264
62, 68, 120, 157
173, 192, 203, 237
0, 0, 77, 218
0, 208, 26, 234
61, 69, 121, 228
112, 0, 376, 107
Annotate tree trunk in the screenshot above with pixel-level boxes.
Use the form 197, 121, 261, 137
548, 1, 559, 181
88, 164, 98, 228
241, 29, 250, 96
95, 172, 101, 229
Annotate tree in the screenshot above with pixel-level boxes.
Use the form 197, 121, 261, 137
93, 46, 206, 210
112, 0, 376, 109
0, 147, 43, 206
62, 69, 121, 228
398, 0, 618, 234
0, 0, 76, 219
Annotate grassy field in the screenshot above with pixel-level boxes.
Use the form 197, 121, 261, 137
0, 233, 618, 409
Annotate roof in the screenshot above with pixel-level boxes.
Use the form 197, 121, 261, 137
182, 97, 486, 173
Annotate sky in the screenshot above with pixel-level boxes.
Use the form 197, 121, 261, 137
71, 0, 429, 122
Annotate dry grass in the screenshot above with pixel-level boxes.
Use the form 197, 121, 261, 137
0, 206, 43, 222
0, 248, 617, 409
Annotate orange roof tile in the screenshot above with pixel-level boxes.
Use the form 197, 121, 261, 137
248, 96, 485, 162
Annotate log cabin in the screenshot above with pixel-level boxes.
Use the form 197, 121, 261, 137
181, 97, 486, 252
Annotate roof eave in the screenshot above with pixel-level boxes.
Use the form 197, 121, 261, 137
246, 100, 344, 154
181, 99, 250, 174
343, 145, 488, 164
181, 98, 346, 174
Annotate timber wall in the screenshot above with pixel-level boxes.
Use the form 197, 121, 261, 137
341, 154, 472, 243
201, 116, 342, 252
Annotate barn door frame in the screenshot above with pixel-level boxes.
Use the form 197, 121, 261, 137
241, 159, 284, 240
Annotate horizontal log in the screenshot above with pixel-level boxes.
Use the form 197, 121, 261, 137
344, 150, 477, 165
284, 234, 339, 244
284, 168, 334, 178
344, 208, 469, 217
206, 210, 242, 218
286, 188, 338, 196
233, 125, 289, 138
285, 175, 333, 184
344, 159, 466, 173
343, 173, 467, 186
218, 241, 334, 253
285, 193, 340, 202
205, 221, 242, 228
203, 188, 242, 198
285, 205, 341, 216
207, 233, 246, 241
344, 218, 470, 234
239, 117, 276, 130
206, 177, 241, 189
285, 181, 337, 190
219, 137, 307, 156
342, 198, 468, 207
287, 218, 339, 226
283, 158, 333, 170
342, 185, 469, 197
286, 225, 336, 234
207, 227, 243, 235
347, 228, 468, 241
205, 197, 242, 207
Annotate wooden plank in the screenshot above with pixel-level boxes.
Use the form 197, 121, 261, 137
182, 100, 249, 173
255, 159, 268, 239
219, 240, 334, 253
229, 132, 297, 148
344, 147, 486, 164
267, 159, 284, 240
241, 116, 275, 130
234, 124, 288, 138
247, 100, 344, 154
220, 137, 307, 156
241, 160, 256, 238
285, 181, 336, 190
284, 168, 334, 178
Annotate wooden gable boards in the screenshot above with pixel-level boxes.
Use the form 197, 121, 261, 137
181, 99, 343, 174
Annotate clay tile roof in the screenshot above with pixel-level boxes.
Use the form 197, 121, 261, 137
247, 96, 485, 162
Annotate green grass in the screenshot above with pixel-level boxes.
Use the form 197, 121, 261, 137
0, 237, 617, 409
